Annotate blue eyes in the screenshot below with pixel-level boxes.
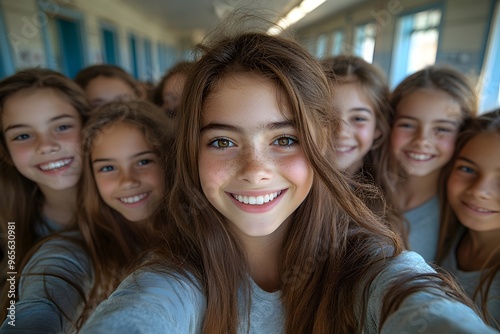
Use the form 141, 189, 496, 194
99, 166, 115, 172
458, 166, 474, 174
13, 134, 30, 141
208, 136, 298, 149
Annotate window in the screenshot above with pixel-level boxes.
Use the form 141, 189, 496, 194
330, 30, 344, 56
390, 8, 442, 87
315, 33, 328, 58
353, 22, 376, 63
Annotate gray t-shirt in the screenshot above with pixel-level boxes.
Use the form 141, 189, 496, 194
441, 228, 500, 329
0, 231, 93, 334
80, 251, 497, 333
405, 196, 440, 262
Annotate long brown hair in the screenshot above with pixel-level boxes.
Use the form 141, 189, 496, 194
77, 100, 174, 325
436, 109, 500, 327
384, 65, 478, 241
0, 68, 90, 285
321, 55, 405, 243
148, 31, 475, 333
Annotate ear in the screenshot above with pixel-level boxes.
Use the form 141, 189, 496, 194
374, 127, 382, 140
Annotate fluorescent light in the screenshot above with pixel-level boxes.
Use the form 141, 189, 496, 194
268, 0, 326, 35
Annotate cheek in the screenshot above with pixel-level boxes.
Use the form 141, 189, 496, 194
438, 137, 457, 158
94, 176, 115, 200
198, 153, 231, 197
281, 155, 313, 191
7, 144, 33, 168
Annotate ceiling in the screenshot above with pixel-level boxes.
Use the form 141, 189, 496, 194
119, 0, 367, 43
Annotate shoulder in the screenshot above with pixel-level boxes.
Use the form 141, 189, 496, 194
80, 269, 206, 333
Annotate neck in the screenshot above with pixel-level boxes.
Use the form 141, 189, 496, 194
397, 171, 439, 211
458, 229, 500, 271
237, 219, 289, 292
39, 185, 78, 227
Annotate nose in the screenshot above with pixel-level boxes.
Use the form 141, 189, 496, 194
468, 176, 493, 200
237, 148, 272, 184
338, 119, 352, 140
412, 126, 433, 149
119, 169, 140, 189
36, 134, 60, 155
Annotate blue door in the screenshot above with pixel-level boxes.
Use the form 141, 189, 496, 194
55, 17, 84, 78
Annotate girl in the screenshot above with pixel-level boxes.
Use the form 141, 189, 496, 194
437, 110, 500, 329
0, 68, 89, 285
0, 100, 174, 333
387, 66, 477, 262
74, 64, 143, 109
151, 61, 195, 117
80, 32, 495, 333
321, 55, 404, 240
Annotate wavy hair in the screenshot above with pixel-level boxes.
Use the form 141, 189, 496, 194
76, 99, 174, 325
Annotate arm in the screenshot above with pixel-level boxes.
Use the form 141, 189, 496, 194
0, 232, 93, 334
368, 251, 499, 334
79, 270, 206, 333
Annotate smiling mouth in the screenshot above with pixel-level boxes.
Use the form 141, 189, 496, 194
38, 158, 73, 171
231, 191, 283, 205
405, 151, 434, 161
119, 192, 149, 204
463, 201, 498, 213
336, 146, 355, 153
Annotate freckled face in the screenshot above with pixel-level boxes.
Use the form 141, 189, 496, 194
198, 73, 314, 239
2, 88, 83, 193
391, 89, 461, 177
447, 133, 500, 232
331, 83, 380, 174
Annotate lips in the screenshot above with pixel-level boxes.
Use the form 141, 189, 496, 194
231, 190, 282, 205
38, 158, 73, 171
336, 146, 355, 153
463, 201, 498, 214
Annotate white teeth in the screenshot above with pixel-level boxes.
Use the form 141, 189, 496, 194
232, 191, 282, 205
407, 152, 433, 161
39, 159, 72, 171
119, 193, 148, 204
467, 203, 494, 213
336, 146, 353, 153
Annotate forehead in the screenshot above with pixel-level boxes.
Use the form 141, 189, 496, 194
91, 122, 149, 154
202, 73, 291, 126
397, 88, 461, 120
460, 132, 500, 163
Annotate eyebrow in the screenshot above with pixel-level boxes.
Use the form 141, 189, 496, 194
456, 156, 476, 165
349, 107, 373, 113
3, 115, 78, 133
396, 115, 459, 126
200, 120, 295, 133
92, 150, 155, 164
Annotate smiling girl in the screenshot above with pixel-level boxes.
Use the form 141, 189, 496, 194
437, 110, 500, 329
388, 66, 477, 261
0, 68, 89, 282
80, 31, 495, 333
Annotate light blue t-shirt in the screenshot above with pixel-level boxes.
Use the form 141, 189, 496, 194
0, 231, 93, 334
80, 251, 497, 333
405, 196, 440, 262
441, 228, 500, 329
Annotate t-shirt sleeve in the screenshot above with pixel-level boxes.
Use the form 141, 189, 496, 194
79, 270, 206, 333
367, 251, 498, 334
0, 233, 93, 334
